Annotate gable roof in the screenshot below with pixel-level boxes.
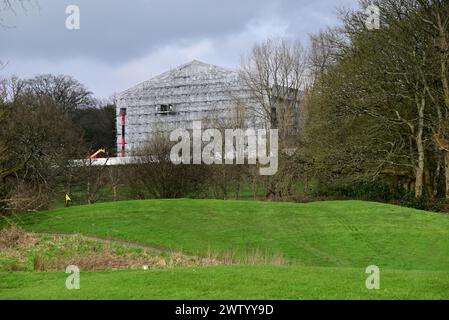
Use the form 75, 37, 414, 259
119, 60, 238, 98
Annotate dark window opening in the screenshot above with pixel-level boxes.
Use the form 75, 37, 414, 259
158, 104, 174, 114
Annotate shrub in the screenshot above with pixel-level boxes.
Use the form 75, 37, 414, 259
312, 181, 446, 212
0, 225, 28, 249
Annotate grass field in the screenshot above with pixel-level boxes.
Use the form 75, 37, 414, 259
3, 267, 449, 300
1, 199, 449, 300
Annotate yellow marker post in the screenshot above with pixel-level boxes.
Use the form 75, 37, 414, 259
65, 194, 72, 207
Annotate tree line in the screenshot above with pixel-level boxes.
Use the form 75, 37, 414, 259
3, 0, 449, 213
0, 75, 116, 213
300, 0, 449, 210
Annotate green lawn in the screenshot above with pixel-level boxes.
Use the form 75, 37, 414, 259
2, 266, 449, 300
1, 199, 449, 299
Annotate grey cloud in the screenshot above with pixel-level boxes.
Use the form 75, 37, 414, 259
0, 0, 359, 98
2, 0, 272, 63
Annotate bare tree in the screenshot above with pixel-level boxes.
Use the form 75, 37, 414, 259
79, 159, 109, 205
0, 0, 36, 28
0, 94, 83, 213
308, 28, 342, 84
24, 74, 94, 113
128, 134, 207, 199
108, 165, 122, 202
0, 76, 26, 103
240, 38, 307, 142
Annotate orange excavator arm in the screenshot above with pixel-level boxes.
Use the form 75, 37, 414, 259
88, 149, 107, 160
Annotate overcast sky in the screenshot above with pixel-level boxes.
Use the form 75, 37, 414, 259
0, 0, 359, 98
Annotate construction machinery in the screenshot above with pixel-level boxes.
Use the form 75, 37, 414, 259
88, 149, 107, 160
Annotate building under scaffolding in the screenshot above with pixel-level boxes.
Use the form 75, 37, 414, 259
115, 60, 256, 157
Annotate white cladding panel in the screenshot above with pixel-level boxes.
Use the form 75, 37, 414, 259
116, 60, 256, 155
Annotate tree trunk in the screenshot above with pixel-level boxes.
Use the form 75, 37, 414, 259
444, 152, 449, 199
433, 153, 441, 198
415, 163, 424, 198
432, 134, 449, 199
437, 12, 449, 199
113, 185, 117, 202
424, 169, 433, 198
415, 96, 425, 198
87, 180, 91, 205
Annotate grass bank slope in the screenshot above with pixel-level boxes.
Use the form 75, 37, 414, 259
6, 199, 449, 271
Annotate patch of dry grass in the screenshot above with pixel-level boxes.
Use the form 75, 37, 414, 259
0, 224, 37, 249
0, 226, 174, 271
0, 226, 286, 272
31, 250, 225, 272
204, 246, 287, 266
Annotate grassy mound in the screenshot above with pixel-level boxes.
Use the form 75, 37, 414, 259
6, 199, 449, 270
1, 199, 449, 299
